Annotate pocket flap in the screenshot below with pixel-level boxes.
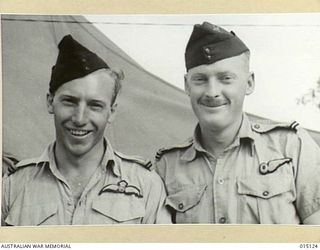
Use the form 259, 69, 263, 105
165, 185, 207, 212
237, 175, 293, 199
92, 196, 145, 222
5, 203, 58, 226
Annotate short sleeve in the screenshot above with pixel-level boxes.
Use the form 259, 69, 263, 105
1, 175, 10, 226
293, 128, 320, 221
142, 170, 172, 224
154, 155, 167, 183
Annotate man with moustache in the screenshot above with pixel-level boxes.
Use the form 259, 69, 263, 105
155, 22, 320, 224
2, 35, 170, 226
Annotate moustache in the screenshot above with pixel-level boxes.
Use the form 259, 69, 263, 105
199, 97, 228, 108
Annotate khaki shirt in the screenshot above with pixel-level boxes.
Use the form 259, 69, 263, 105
2, 139, 171, 226
155, 114, 320, 224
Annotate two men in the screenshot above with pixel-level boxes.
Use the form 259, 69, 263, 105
2, 35, 171, 226
155, 22, 320, 224
3, 22, 320, 226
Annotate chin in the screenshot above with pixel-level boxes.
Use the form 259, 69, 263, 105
200, 116, 230, 130
67, 144, 91, 157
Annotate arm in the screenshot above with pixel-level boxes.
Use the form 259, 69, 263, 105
303, 210, 320, 224
142, 170, 172, 224
2, 152, 19, 176
293, 129, 320, 224
1, 176, 10, 226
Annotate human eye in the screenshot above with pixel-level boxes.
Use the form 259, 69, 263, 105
60, 97, 76, 106
89, 101, 105, 111
190, 74, 208, 84
219, 73, 236, 83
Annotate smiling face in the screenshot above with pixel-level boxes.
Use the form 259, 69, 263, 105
47, 69, 116, 157
185, 53, 255, 131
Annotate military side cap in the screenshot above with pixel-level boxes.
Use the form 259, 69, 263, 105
49, 34, 110, 93
185, 22, 249, 71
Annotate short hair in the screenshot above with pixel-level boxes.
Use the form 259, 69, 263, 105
106, 68, 125, 106
241, 50, 251, 71
49, 68, 125, 106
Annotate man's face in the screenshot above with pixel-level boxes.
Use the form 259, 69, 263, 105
47, 69, 116, 157
185, 53, 255, 130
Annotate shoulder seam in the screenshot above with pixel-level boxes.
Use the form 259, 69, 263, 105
155, 137, 193, 161
251, 120, 299, 134
114, 151, 152, 171
15, 158, 40, 168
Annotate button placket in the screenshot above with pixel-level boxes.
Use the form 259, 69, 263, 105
213, 157, 228, 223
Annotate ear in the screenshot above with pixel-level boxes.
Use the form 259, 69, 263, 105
107, 102, 117, 123
46, 93, 54, 114
184, 74, 190, 96
245, 72, 255, 95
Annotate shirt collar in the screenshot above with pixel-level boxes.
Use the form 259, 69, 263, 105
180, 125, 206, 162
238, 113, 255, 142
181, 113, 255, 162
38, 138, 121, 178
100, 138, 121, 177
37, 143, 67, 182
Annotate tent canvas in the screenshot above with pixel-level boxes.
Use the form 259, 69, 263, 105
2, 14, 320, 162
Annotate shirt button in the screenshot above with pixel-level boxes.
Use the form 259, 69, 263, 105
218, 178, 224, 184
85, 66, 90, 70
259, 163, 268, 174
254, 124, 260, 129
219, 217, 227, 223
204, 48, 210, 54
262, 191, 269, 197
67, 201, 73, 206
178, 203, 184, 210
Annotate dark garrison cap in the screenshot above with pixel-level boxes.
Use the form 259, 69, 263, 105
185, 22, 249, 71
49, 34, 110, 93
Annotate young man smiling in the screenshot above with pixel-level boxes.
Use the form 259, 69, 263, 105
155, 22, 320, 224
2, 35, 170, 226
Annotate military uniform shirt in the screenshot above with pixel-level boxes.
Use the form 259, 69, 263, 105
2, 139, 171, 226
155, 114, 320, 224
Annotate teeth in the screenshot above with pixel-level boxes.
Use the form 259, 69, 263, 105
201, 101, 227, 108
69, 129, 90, 136
203, 103, 223, 108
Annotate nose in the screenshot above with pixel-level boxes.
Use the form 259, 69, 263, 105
71, 103, 88, 126
205, 77, 222, 98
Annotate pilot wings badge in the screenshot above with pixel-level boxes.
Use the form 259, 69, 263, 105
259, 157, 292, 175
99, 180, 143, 198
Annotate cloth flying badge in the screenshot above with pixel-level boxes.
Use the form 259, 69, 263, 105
99, 180, 143, 198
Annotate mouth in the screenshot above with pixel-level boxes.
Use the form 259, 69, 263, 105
67, 128, 92, 137
199, 100, 228, 109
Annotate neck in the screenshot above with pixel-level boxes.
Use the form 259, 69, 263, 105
54, 139, 105, 175
199, 114, 243, 157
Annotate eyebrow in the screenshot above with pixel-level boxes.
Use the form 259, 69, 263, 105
216, 71, 237, 77
59, 95, 107, 105
59, 94, 78, 101
88, 99, 107, 106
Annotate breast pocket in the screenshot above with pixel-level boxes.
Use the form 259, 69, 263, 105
237, 174, 298, 224
91, 195, 145, 224
5, 202, 58, 226
165, 185, 207, 223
